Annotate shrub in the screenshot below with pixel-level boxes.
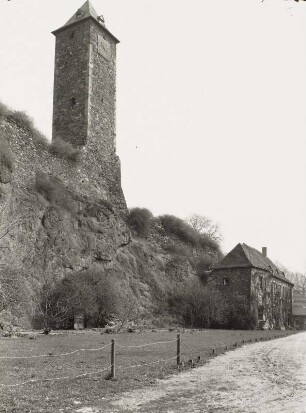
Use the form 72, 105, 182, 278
0, 140, 13, 172
50, 138, 80, 162
190, 254, 214, 275
199, 233, 219, 251
0, 102, 9, 121
98, 198, 114, 212
35, 172, 77, 213
37, 270, 121, 329
5, 109, 49, 149
8, 110, 34, 131
159, 215, 200, 246
226, 302, 257, 330
32, 129, 49, 149
0, 269, 33, 325
127, 207, 153, 237
163, 243, 189, 256
169, 280, 224, 328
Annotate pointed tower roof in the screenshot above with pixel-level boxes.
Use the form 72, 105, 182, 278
64, 0, 99, 27
52, 0, 119, 43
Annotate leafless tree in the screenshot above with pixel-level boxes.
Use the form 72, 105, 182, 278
186, 214, 222, 243
115, 293, 139, 331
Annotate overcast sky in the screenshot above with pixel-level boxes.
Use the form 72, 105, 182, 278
0, 0, 305, 273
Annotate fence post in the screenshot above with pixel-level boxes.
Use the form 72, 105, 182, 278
177, 334, 181, 366
111, 339, 115, 379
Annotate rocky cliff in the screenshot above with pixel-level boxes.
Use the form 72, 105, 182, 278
0, 116, 220, 329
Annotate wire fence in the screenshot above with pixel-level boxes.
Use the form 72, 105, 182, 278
0, 331, 295, 388
0, 343, 111, 359
0, 335, 182, 388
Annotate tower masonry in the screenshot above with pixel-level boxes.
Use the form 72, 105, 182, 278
52, 0, 119, 156
51, 1, 126, 211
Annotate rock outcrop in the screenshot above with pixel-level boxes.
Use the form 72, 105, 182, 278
0, 118, 221, 330
0, 118, 130, 327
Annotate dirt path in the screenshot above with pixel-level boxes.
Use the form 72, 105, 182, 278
98, 332, 306, 413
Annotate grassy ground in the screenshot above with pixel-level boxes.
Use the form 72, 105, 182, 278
0, 328, 296, 412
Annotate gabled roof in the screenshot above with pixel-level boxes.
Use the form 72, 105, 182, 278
52, 1, 119, 43
213, 243, 294, 285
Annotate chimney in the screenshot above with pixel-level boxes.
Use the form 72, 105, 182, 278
262, 247, 267, 257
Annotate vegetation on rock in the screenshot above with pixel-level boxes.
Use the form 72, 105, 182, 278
126, 207, 153, 237
50, 137, 81, 162
0, 101, 268, 332
6, 109, 49, 148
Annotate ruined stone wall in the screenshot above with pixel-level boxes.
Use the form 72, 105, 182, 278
52, 22, 90, 146
251, 268, 293, 328
0, 121, 200, 329
0, 119, 129, 275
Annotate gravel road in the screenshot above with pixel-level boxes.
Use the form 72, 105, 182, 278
106, 332, 306, 413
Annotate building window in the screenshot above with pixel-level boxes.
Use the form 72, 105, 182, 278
71, 97, 76, 107
223, 278, 230, 286
70, 31, 75, 39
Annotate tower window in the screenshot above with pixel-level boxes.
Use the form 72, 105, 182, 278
71, 97, 76, 107
223, 278, 230, 286
70, 31, 75, 39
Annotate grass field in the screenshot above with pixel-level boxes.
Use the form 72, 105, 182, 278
0, 328, 296, 412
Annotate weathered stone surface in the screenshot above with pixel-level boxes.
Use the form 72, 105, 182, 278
0, 118, 130, 327
207, 266, 293, 329
0, 4, 210, 329
0, 162, 12, 184
51, 8, 124, 211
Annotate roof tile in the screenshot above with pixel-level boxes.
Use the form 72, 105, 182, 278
213, 243, 294, 285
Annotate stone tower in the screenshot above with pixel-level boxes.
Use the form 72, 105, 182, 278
52, 0, 119, 153
51, 1, 126, 211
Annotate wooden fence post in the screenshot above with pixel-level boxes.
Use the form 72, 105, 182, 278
177, 334, 181, 366
111, 339, 115, 379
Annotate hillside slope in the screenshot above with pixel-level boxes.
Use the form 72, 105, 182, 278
0, 115, 221, 329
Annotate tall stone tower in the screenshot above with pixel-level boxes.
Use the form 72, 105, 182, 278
52, 0, 119, 153
51, 1, 126, 211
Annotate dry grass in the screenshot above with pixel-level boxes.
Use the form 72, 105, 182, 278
0, 328, 296, 412
50, 138, 80, 162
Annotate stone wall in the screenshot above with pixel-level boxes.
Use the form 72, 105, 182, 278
207, 267, 252, 328
52, 22, 90, 146
251, 268, 293, 329
51, 18, 125, 212
207, 266, 293, 329
207, 267, 252, 303
88, 20, 117, 158
0, 119, 129, 275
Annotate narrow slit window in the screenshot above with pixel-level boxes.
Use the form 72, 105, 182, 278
71, 97, 76, 107
223, 278, 230, 286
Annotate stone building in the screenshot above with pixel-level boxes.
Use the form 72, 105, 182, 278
208, 243, 294, 329
292, 289, 306, 330
52, 0, 126, 211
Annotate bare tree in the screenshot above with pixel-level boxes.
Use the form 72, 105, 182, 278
35, 279, 74, 332
186, 214, 222, 243
115, 293, 139, 331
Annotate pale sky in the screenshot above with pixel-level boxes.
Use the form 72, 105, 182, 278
0, 0, 305, 273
